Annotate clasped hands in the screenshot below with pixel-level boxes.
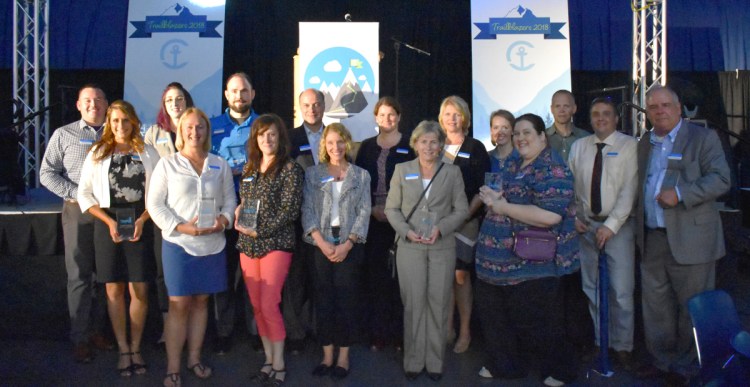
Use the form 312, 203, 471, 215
177, 215, 228, 237
406, 227, 439, 245
106, 216, 146, 243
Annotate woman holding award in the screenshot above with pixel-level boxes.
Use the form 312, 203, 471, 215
234, 114, 304, 386
385, 120, 468, 381
147, 107, 237, 387
78, 100, 160, 377
301, 123, 371, 380
143, 82, 195, 348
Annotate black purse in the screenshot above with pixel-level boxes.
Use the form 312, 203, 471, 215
388, 163, 445, 278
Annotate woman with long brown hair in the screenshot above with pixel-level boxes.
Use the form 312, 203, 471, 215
235, 114, 304, 386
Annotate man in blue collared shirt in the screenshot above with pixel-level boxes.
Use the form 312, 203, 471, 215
635, 86, 730, 383
209, 72, 259, 354
40, 84, 113, 363
210, 72, 259, 187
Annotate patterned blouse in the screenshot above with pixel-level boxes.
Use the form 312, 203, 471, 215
236, 160, 304, 258
108, 153, 145, 206
475, 146, 579, 286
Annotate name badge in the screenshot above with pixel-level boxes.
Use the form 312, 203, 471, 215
396, 148, 409, 154
243, 176, 254, 182
606, 152, 618, 157
213, 129, 225, 135
131, 154, 141, 161
79, 139, 93, 145
405, 173, 419, 180
668, 153, 683, 161
209, 165, 220, 170
299, 144, 311, 152
457, 152, 470, 159
321, 176, 334, 184
156, 138, 169, 144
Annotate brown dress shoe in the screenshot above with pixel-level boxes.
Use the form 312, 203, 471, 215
635, 364, 667, 379
614, 350, 634, 371
89, 333, 114, 351
73, 342, 93, 363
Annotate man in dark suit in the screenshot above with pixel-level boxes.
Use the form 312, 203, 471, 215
636, 86, 730, 384
284, 88, 325, 353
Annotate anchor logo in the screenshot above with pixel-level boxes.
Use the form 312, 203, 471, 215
506, 41, 535, 71
160, 39, 189, 69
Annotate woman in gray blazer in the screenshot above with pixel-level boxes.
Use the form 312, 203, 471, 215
385, 120, 469, 381
301, 123, 371, 380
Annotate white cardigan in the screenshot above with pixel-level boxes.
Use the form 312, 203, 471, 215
77, 144, 161, 213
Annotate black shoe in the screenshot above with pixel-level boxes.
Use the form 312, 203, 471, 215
636, 364, 668, 379
213, 336, 231, 355
427, 372, 442, 381
405, 371, 420, 380
312, 364, 331, 376
331, 366, 349, 379
249, 334, 263, 353
287, 339, 305, 355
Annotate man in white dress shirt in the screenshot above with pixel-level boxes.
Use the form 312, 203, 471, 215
568, 97, 638, 369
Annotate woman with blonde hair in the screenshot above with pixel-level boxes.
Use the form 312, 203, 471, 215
302, 123, 371, 380
147, 107, 237, 386
78, 100, 161, 377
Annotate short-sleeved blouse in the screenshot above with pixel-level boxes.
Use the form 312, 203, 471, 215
475, 146, 579, 286
236, 160, 305, 258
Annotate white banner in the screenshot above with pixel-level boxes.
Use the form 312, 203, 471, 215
471, 1, 571, 148
124, 1, 225, 130
298, 22, 379, 142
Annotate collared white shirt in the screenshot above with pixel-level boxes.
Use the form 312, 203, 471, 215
147, 152, 237, 256
304, 124, 323, 165
568, 130, 638, 234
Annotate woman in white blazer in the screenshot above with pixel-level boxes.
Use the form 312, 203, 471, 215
77, 100, 160, 378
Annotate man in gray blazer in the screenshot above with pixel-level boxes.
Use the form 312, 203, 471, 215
635, 86, 730, 383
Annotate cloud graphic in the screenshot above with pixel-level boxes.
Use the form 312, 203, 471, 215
324, 60, 342, 72
358, 75, 367, 81
308, 76, 321, 84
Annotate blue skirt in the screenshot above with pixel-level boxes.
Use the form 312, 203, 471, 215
162, 239, 228, 296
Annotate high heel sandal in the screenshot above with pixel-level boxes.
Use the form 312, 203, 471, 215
250, 363, 272, 383
187, 362, 213, 379
130, 351, 147, 375
268, 368, 286, 386
118, 352, 133, 377
163, 372, 181, 387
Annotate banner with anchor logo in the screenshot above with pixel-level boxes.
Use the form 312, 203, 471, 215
470, 2, 571, 150
124, 1, 226, 129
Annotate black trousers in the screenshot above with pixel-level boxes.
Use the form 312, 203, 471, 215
476, 277, 577, 383
364, 217, 403, 344
313, 242, 364, 347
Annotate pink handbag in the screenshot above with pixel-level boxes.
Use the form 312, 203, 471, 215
513, 227, 558, 262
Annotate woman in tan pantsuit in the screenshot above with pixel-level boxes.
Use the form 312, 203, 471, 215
385, 120, 468, 381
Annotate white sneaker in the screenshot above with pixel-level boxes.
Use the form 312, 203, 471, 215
478, 366, 493, 378
543, 376, 565, 386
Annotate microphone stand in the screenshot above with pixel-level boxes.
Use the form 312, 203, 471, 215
391, 37, 430, 100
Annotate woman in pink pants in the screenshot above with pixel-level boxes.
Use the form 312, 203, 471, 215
235, 114, 304, 386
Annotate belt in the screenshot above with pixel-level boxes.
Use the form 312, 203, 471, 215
588, 215, 608, 222
647, 227, 667, 233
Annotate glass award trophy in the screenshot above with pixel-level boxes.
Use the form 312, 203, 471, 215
415, 209, 437, 240
197, 197, 217, 228
238, 199, 260, 230
115, 208, 136, 241
485, 172, 503, 192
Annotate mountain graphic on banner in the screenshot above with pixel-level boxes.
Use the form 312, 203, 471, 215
325, 68, 367, 119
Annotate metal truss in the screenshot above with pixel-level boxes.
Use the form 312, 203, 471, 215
632, 0, 667, 137
13, 0, 49, 188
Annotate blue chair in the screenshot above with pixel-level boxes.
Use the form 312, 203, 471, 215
687, 289, 745, 385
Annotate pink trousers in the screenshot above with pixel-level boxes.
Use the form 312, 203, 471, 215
240, 251, 292, 341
